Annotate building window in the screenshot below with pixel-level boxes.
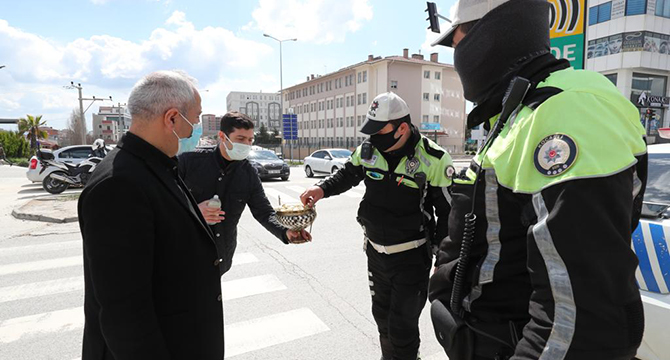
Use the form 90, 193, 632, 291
424, 70, 430, 79
391, 80, 398, 89
423, 93, 429, 101
626, 0, 647, 15
358, 72, 362, 84
656, 0, 670, 17
604, 73, 618, 85
422, 115, 429, 122
434, 94, 441, 101
362, 93, 367, 105
433, 115, 440, 123
363, 71, 367, 82
435, 72, 441, 80
358, 94, 362, 105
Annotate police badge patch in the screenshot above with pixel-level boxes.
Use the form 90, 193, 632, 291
534, 134, 578, 177
445, 165, 455, 178
405, 157, 420, 174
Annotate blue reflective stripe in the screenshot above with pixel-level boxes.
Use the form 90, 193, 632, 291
650, 224, 670, 291
632, 225, 660, 293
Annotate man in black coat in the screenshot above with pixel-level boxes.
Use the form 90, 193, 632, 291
78, 70, 224, 360
178, 111, 311, 276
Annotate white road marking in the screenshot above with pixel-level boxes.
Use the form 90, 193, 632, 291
224, 308, 329, 358
233, 252, 258, 266
0, 276, 83, 304
0, 256, 82, 277
0, 306, 84, 344
0, 240, 80, 257
222, 274, 286, 301
263, 188, 299, 205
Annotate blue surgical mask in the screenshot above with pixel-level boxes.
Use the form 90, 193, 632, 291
223, 133, 251, 160
174, 112, 202, 155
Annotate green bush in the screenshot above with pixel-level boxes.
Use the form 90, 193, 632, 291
8, 158, 30, 167
0, 131, 30, 158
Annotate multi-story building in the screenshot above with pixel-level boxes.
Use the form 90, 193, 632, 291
201, 114, 221, 137
226, 92, 282, 131
281, 49, 466, 158
92, 105, 131, 143
586, 0, 670, 143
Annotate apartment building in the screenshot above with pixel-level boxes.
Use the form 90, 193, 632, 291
226, 91, 282, 131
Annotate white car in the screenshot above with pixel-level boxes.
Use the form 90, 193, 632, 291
634, 143, 670, 360
303, 148, 352, 177
26, 145, 113, 183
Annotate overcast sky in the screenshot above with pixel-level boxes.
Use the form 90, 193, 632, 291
0, 0, 458, 131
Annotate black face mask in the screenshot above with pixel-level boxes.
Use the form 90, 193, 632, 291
370, 125, 401, 152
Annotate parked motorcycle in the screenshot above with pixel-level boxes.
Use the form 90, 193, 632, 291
38, 139, 108, 194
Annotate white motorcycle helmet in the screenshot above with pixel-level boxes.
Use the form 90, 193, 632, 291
92, 139, 105, 151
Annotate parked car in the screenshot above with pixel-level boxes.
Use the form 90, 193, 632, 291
303, 148, 352, 177
248, 149, 290, 181
634, 143, 670, 360
26, 144, 114, 183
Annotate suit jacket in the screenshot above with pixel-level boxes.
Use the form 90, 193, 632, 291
79, 132, 224, 360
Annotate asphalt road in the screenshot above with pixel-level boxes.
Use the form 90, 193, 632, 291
0, 165, 452, 360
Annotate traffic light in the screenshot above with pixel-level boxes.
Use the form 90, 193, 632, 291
426, 2, 440, 33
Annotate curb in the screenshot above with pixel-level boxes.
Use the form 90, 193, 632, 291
11, 209, 78, 224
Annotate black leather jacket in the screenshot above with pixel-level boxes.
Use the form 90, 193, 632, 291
178, 146, 289, 275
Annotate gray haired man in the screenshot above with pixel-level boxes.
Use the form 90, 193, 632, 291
78, 70, 224, 359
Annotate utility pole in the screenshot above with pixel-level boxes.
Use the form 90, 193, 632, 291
117, 102, 127, 143
64, 82, 112, 144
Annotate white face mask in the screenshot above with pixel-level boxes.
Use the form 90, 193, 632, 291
223, 133, 251, 160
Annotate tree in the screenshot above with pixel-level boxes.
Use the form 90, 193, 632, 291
64, 109, 86, 145
256, 123, 270, 144
0, 130, 30, 158
18, 114, 47, 155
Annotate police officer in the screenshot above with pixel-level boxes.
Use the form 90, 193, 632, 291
300, 92, 453, 360
427, 1, 648, 360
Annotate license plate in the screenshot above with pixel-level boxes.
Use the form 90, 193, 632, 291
269, 170, 280, 174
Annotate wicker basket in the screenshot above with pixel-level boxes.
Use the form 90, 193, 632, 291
275, 205, 317, 231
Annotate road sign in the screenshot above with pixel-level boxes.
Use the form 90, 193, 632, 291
420, 122, 441, 131
282, 114, 298, 140
549, 0, 586, 69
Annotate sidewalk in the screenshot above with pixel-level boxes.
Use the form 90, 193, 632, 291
11, 194, 79, 223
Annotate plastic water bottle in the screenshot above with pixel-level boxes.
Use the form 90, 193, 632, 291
207, 195, 221, 225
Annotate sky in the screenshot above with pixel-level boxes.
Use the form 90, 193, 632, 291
0, 0, 458, 131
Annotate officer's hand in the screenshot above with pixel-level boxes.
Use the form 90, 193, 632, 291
300, 186, 324, 207
197, 200, 226, 224
287, 229, 312, 244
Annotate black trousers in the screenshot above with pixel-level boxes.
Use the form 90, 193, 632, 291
366, 242, 432, 360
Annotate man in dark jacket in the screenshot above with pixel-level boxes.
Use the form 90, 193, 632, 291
78, 70, 224, 360
178, 111, 311, 276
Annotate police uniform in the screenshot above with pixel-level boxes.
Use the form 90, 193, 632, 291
316, 92, 453, 360
429, 68, 648, 360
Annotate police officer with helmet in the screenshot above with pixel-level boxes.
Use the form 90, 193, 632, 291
427, 0, 648, 359
300, 92, 454, 360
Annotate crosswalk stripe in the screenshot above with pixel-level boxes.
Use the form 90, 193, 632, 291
0, 276, 83, 304
264, 188, 298, 205
222, 274, 286, 301
422, 352, 449, 360
343, 190, 363, 198
0, 240, 80, 257
233, 252, 258, 266
0, 306, 83, 344
0, 256, 82, 277
224, 308, 329, 358
286, 185, 306, 195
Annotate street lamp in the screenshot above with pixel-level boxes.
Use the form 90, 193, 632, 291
263, 33, 296, 160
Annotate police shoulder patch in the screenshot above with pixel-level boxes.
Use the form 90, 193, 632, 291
533, 134, 578, 177
445, 165, 455, 178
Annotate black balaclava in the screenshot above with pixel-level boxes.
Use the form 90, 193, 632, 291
454, 0, 564, 129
